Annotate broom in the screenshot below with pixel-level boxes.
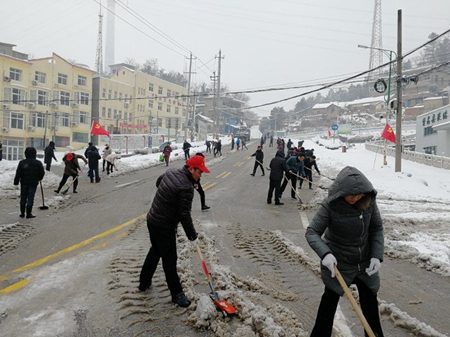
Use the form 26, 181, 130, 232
61, 176, 79, 195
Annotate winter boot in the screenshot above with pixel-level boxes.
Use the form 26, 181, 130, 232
26, 205, 36, 219
20, 203, 26, 218
172, 292, 191, 307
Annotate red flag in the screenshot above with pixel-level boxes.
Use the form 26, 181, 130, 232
328, 129, 332, 138
381, 123, 396, 143
91, 121, 110, 137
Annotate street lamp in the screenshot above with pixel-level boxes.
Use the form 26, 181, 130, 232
358, 44, 400, 168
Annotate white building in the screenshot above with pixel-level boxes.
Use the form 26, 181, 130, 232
415, 104, 450, 155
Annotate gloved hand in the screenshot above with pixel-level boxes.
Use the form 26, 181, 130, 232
322, 254, 337, 278
366, 258, 381, 276
190, 238, 199, 246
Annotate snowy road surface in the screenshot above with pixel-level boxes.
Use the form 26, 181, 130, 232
0, 137, 449, 336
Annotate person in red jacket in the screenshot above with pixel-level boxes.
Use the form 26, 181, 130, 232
162, 143, 172, 166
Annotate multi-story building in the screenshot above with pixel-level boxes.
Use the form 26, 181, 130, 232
415, 104, 450, 156
92, 63, 188, 144
1, 42, 95, 159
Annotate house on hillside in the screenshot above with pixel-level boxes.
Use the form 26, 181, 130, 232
346, 96, 387, 116
311, 103, 344, 119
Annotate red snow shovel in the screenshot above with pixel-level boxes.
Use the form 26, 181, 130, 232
195, 242, 236, 315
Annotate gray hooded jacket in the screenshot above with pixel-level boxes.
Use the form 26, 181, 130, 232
305, 166, 384, 296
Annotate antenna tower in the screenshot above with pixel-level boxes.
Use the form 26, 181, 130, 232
368, 0, 383, 78
95, 3, 104, 74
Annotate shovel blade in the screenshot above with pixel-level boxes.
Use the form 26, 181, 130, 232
213, 299, 236, 315
39, 206, 49, 210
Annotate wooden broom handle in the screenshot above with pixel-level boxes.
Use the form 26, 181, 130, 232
335, 267, 376, 337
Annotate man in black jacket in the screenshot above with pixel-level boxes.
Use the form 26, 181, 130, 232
300, 155, 321, 189
87, 146, 101, 183
13, 147, 45, 218
44, 141, 57, 171
250, 146, 265, 176
267, 150, 289, 205
183, 140, 191, 160
139, 155, 210, 307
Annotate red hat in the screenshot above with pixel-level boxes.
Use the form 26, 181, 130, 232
186, 155, 210, 173
257, 145, 261, 149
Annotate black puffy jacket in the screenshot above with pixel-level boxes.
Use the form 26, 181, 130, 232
14, 147, 45, 187
148, 166, 197, 240
269, 150, 288, 181
251, 149, 264, 163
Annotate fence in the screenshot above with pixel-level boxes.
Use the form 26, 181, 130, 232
365, 142, 450, 170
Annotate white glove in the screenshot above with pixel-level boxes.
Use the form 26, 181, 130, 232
366, 258, 381, 276
322, 254, 337, 278
190, 238, 199, 246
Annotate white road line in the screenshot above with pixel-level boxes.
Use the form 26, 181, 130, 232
115, 181, 139, 188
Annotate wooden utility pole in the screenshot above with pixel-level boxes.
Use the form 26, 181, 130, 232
215, 50, 224, 133
395, 9, 403, 172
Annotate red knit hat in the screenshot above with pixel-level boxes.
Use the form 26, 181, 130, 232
186, 155, 210, 173
66, 153, 74, 161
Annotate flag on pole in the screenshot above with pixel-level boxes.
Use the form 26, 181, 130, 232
90, 121, 110, 138
381, 123, 396, 143
328, 128, 332, 138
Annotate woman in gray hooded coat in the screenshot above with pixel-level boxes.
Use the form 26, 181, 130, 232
305, 166, 384, 337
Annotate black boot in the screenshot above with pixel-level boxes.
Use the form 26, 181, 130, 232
172, 292, 191, 307
26, 205, 36, 219
20, 203, 26, 218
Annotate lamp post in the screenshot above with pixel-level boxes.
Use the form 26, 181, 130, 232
358, 44, 398, 167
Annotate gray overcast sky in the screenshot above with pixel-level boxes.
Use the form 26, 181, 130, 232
1, 0, 449, 117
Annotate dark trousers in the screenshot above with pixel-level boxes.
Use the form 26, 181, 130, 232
88, 162, 100, 182
206, 145, 211, 153
231, 143, 234, 150
184, 149, 190, 160
139, 222, 183, 297
106, 161, 115, 174
102, 159, 107, 171
300, 170, 312, 188
280, 173, 297, 198
45, 162, 51, 171
20, 184, 37, 215
196, 183, 206, 208
311, 279, 384, 337
252, 162, 265, 175
267, 179, 282, 204
57, 174, 78, 192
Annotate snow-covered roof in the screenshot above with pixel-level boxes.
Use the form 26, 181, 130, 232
196, 114, 214, 123
423, 97, 444, 101
312, 103, 338, 109
347, 96, 385, 106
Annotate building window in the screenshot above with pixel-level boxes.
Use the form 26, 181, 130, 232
10, 68, 22, 81
167, 89, 172, 97
80, 92, 89, 105
108, 108, 112, 118
102, 88, 106, 98
58, 73, 68, 85
158, 86, 163, 95
31, 112, 46, 128
11, 112, 25, 129
60, 91, 70, 106
149, 83, 154, 92
102, 107, 106, 117
35, 71, 46, 83
38, 90, 48, 105
166, 105, 171, 113
175, 107, 179, 115
124, 112, 128, 120
80, 111, 88, 124
423, 146, 437, 155
61, 113, 70, 127
166, 118, 172, 128
108, 90, 112, 99
148, 100, 154, 109
114, 91, 117, 99
78, 75, 87, 86
12, 88, 26, 105
424, 126, 436, 136
158, 103, 163, 111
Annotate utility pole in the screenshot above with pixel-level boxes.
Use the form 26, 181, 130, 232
184, 53, 195, 140
210, 71, 218, 135
215, 50, 224, 134
395, 9, 403, 172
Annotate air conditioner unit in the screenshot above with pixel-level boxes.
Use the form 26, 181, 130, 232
124, 102, 130, 108
72, 122, 79, 127
51, 125, 59, 131
28, 126, 35, 132
2, 127, 9, 133
49, 102, 59, 108
2, 104, 10, 109
3, 76, 11, 82
32, 80, 38, 86
28, 102, 36, 109
71, 102, 79, 108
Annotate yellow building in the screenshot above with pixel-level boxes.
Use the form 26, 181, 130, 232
1, 42, 95, 159
92, 63, 188, 145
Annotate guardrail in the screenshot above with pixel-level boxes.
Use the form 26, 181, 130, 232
365, 143, 450, 170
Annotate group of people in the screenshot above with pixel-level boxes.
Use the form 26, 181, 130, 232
11, 135, 385, 336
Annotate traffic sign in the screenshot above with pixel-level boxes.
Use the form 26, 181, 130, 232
331, 124, 339, 131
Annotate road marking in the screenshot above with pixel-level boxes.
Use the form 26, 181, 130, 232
0, 214, 146, 283
0, 279, 29, 294
222, 172, 231, 178
300, 212, 309, 229
233, 162, 240, 167
203, 182, 217, 191
236, 162, 244, 167
216, 172, 227, 178
115, 180, 139, 188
